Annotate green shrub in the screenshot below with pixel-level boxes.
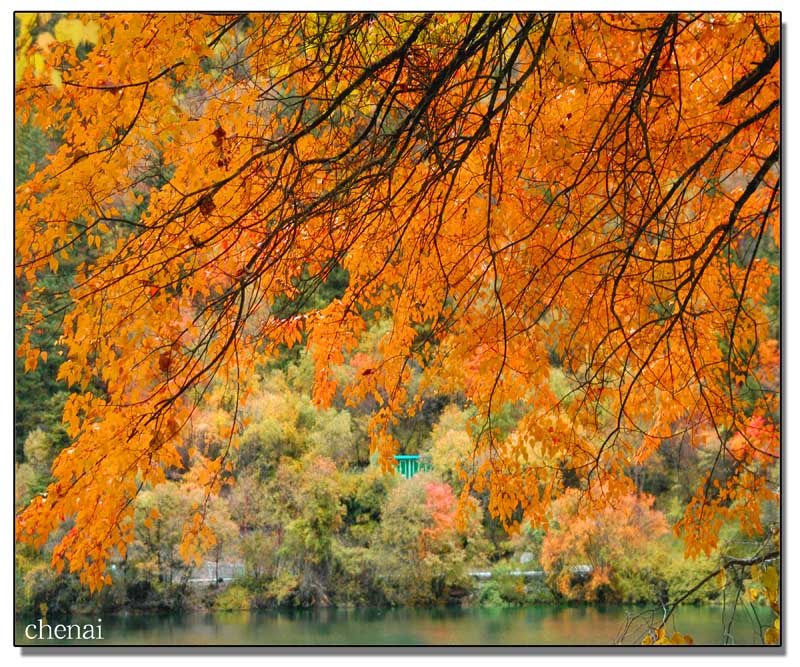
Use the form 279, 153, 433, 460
491, 565, 529, 606
478, 580, 509, 607
22, 563, 81, 617
214, 584, 253, 610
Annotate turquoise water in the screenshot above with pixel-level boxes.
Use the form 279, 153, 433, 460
16, 604, 775, 646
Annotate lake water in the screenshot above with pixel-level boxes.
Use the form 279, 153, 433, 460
16, 604, 774, 646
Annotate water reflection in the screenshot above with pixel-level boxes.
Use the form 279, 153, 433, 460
17, 604, 774, 646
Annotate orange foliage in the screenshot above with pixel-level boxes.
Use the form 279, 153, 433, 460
15, 12, 779, 589
422, 481, 458, 544
541, 491, 669, 600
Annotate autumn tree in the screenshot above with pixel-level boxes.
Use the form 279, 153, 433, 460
540, 490, 669, 602
15, 10, 779, 603
372, 475, 482, 604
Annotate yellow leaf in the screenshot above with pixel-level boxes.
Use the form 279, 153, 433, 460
763, 565, 779, 601
17, 13, 38, 40
31, 53, 45, 75
54, 18, 100, 45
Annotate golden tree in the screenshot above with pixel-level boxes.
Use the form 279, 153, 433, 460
16, 12, 779, 595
